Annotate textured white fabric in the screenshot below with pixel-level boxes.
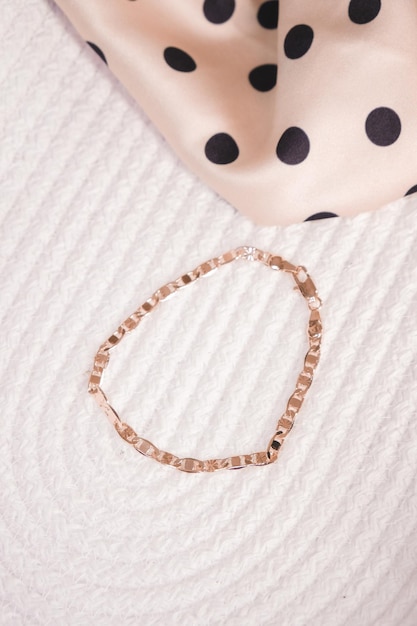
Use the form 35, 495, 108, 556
1, 2, 416, 625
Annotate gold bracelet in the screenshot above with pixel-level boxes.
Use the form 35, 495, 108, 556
88, 246, 322, 473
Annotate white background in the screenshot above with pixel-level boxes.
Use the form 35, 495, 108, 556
1, 2, 416, 624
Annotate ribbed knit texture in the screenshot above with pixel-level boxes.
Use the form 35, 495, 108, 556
1, 2, 416, 625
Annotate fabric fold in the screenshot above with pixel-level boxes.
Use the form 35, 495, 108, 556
54, 0, 417, 225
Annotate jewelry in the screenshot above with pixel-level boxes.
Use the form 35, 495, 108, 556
88, 246, 322, 473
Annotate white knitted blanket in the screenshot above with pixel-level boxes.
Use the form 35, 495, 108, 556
1, 2, 416, 625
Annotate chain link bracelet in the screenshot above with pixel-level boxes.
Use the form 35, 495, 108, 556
88, 246, 323, 473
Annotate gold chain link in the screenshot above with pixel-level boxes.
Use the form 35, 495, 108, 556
88, 246, 322, 473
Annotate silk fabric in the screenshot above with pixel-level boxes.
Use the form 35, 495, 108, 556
54, 0, 417, 225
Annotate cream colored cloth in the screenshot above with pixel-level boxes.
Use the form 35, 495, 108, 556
54, 0, 417, 224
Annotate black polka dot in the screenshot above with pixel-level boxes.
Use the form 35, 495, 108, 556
87, 42, 107, 64
257, 1, 279, 29
305, 212, 339, 221
348, 0, 381, 24
405, 184, 417, 196
205, 133, 239, 164
249, 64, 277, 92
276, 127, 310, 165
203, 0, 235, 23
163, 47, 196, 72
365, 107, 401, 146
284, 25, 314, 59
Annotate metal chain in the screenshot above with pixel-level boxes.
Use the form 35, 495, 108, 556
88, 246, 323, 473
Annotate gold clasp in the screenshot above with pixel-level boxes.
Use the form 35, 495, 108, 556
293, 267, 322, 310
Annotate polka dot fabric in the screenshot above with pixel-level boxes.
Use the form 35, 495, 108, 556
55, 0, 417, 225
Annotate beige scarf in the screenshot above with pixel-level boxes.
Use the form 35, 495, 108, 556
54, 0, 417, 225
